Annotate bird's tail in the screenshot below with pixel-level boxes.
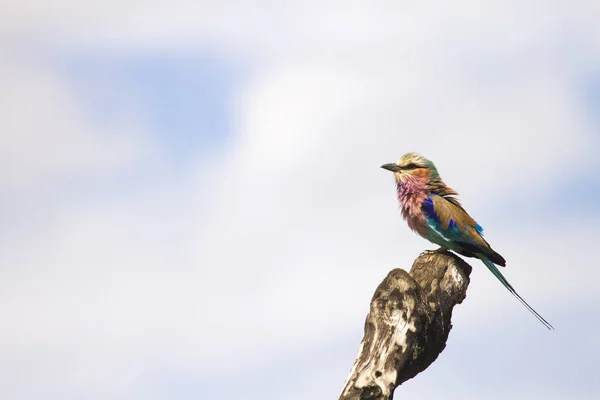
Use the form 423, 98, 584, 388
480, 257, 554, 330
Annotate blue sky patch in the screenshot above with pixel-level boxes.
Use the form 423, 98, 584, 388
59, 51, 235, 166
583, 74, 600, 128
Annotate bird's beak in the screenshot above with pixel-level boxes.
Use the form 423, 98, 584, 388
381, 163, 402, 172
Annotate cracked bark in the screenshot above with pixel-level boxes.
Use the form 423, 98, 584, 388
338, 251, 472, 400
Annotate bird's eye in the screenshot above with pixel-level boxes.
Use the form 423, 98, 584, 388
403, 163, 418, 170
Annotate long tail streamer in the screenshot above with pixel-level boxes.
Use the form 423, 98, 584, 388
481, 257, 554, 330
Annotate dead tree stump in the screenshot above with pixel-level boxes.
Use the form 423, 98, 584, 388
339, 251, 472, 400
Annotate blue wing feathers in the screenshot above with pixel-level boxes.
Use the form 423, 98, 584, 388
421, 196, 462, 238
421, 197, 438, 222
421, 196, 504, 265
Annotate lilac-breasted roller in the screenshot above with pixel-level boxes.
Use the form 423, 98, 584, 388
381, 152, 553, 330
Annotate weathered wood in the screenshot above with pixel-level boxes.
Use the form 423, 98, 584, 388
339, 251, 472, 400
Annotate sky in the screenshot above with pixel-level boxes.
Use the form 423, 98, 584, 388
2, 1, 600, 399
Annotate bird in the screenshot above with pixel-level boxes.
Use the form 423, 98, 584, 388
381, 152, 553, 330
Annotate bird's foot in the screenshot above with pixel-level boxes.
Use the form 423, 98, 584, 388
420, 247, 449, 256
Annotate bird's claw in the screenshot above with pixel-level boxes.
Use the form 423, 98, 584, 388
420, 247, 448, 256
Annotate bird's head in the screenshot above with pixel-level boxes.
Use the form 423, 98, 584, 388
380, 152, 440, 184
